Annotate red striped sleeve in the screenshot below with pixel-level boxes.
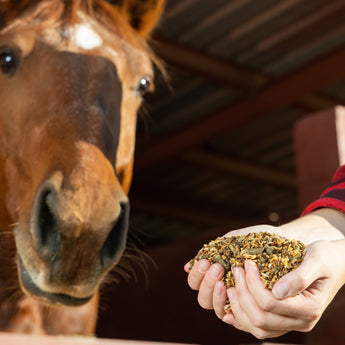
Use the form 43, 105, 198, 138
302, 165, 345, 216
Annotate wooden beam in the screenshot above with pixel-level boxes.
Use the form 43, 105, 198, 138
294, 106, 345, 210
152, 37, 338, 110
151, 37, 268, 89
299, 93, 338, 111
0, 332, 181, 345
183, 150, 296, 189
135, 43, 345, 172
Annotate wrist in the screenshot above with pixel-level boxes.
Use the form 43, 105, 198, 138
280, 208, 345, 244
332, 238, 345, 287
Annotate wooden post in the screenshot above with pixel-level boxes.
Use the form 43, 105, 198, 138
294, 106, 345, 344
294, 106, 345, 211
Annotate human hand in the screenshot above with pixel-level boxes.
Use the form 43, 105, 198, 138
185, 238, 345, 339
184, 209, 345, 339
184, 223, 291, 315
222, 238, 345, 339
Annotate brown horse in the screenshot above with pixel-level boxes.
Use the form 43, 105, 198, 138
0, 0, 163, 335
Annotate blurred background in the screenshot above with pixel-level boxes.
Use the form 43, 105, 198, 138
97, 1, 345, 344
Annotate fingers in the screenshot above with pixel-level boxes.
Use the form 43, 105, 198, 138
197, 263, 224, 309
186, 260, 211, 290
244, 260, 283, 312
233, 259, 328, 337
184, 262, 192, 273
272, 242, 326, 299
224, 263, 321, 338
224, 287, 287, 339
185, 260, 227, 312
184, 240, 333, 338
213, 281, 228, 319
244, 260, 295, 317
232, 265, 301, 330
244, 259, 324, 320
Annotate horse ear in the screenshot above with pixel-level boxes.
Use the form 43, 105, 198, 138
119, 0, 164, 37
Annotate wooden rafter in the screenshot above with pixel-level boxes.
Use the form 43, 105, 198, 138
135, 42, 345, 172
152, 36, 340, 110
151, 37, 268, 90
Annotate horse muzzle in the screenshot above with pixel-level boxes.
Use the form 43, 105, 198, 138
17, 255, 95, 306
14, 150, 129, 305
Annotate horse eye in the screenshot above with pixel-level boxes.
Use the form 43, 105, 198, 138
0, 50, 21, 75
137, 76, 152, 97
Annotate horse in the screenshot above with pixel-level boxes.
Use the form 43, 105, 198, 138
0, 0, 164, 335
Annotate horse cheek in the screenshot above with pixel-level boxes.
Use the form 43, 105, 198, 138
4, 160, 29, 222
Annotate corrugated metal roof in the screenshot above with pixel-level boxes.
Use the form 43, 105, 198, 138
129, 0, 345, 246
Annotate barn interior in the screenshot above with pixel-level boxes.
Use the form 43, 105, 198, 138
95, 1, 345, 344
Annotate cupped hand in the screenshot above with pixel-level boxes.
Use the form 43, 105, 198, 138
184, 259, 228, 318
184, 223, 287, 317
223, 239, 345, 339
184, 209, 345, 339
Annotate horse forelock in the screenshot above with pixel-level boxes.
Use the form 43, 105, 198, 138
1, 0, 141, 42
2, 0, 116, 20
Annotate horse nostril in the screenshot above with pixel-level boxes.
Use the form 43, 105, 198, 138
34, 188, 60, 259
100, 201, 129, 271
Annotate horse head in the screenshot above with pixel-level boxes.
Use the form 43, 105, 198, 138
0, 0, 163, 307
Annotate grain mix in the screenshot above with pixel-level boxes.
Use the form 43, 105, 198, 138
189, 232, 305, 291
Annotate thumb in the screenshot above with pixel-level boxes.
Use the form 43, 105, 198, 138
272, 244, 324, 299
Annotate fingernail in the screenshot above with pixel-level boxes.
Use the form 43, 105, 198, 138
245, 260, 257, 271
185, 262, 192, 271
210, 264, 222, 279
273, 281, 290, 299
197, 260, 209, 274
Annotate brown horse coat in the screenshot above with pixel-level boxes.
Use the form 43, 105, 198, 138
0, 0, 163, 335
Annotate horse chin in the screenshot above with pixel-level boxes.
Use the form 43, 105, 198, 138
17, 256, 94, 307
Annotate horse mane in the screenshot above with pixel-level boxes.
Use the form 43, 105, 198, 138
0, 1, 130, 34
0, 0, 164, 36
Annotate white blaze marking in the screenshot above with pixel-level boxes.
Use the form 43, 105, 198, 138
73, 23, 103, 50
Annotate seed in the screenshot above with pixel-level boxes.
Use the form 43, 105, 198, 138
188, 232, 305, 312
